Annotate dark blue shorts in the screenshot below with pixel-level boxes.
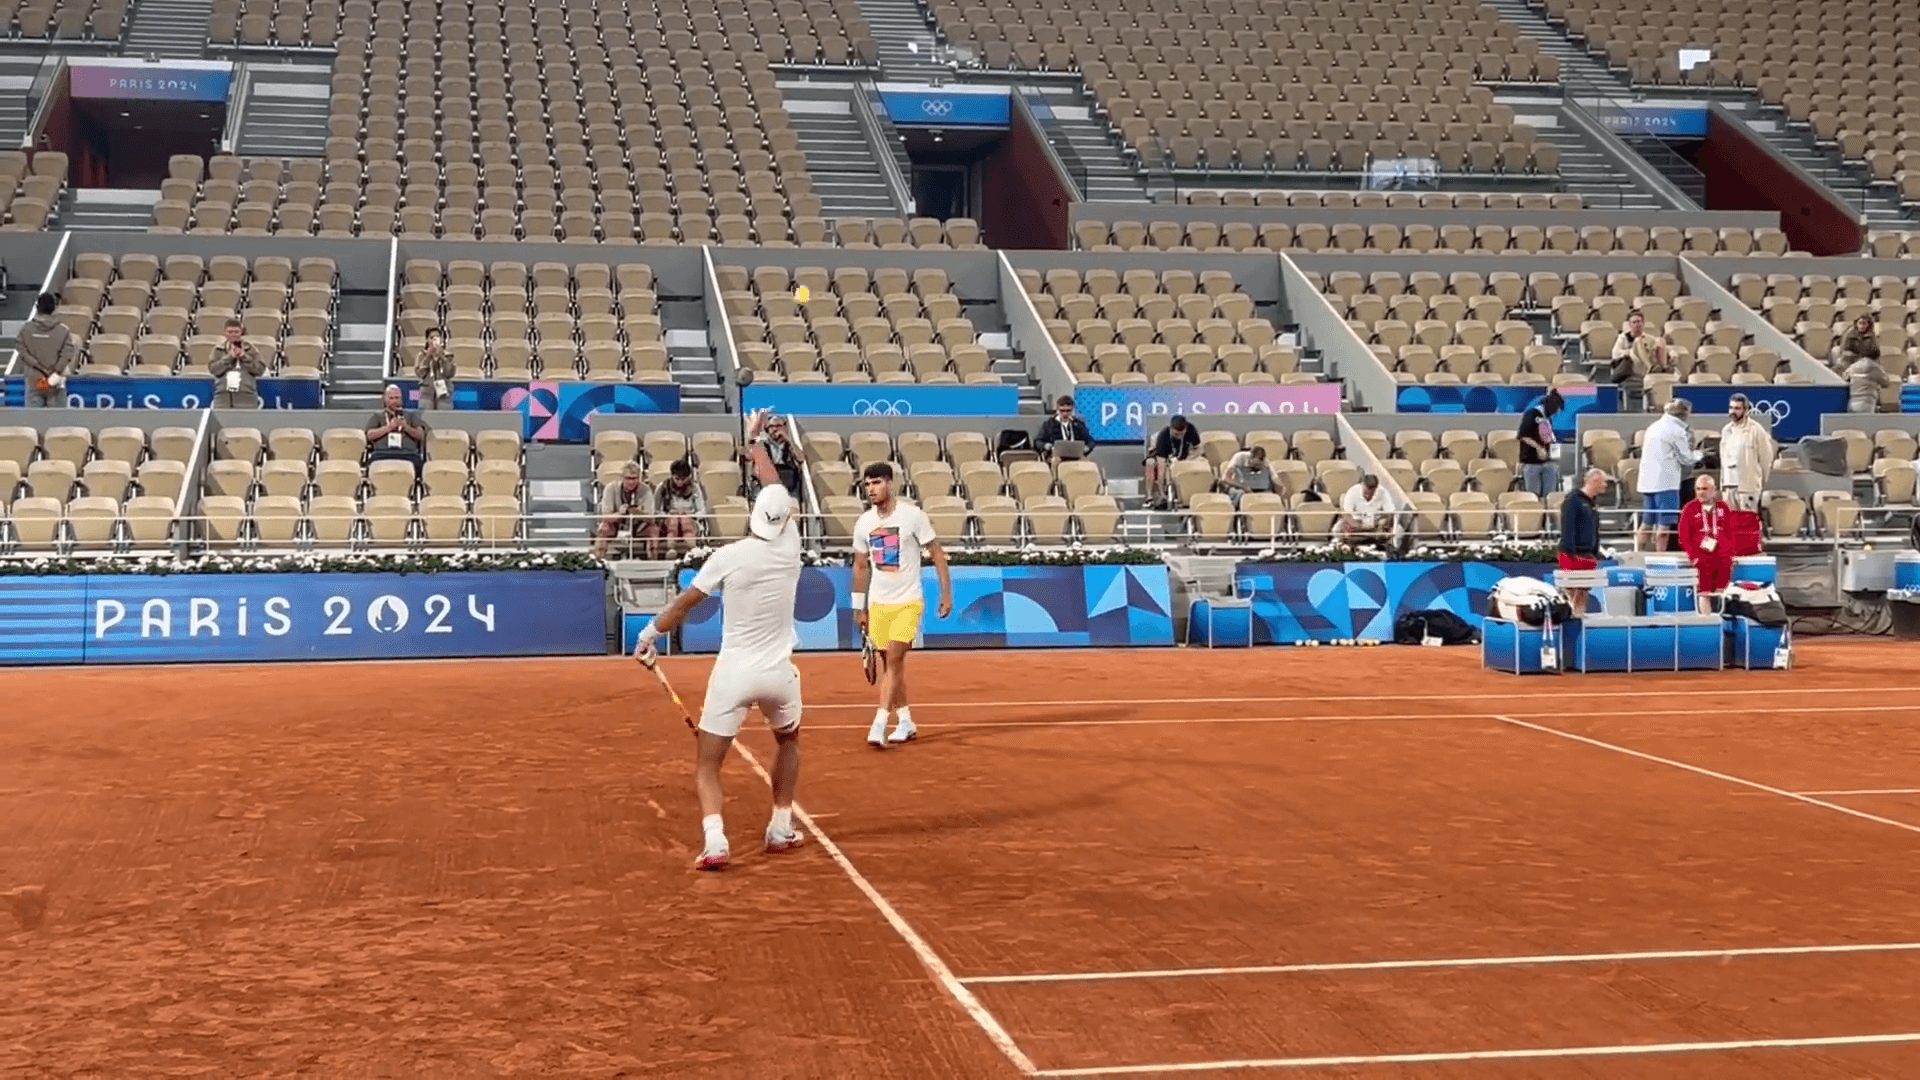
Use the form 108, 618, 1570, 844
1643, 488, 1680, 526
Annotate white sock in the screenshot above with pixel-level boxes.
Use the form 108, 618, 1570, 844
873, 708, 890, 728
770, 806, 793, 833
702, 814, 725, 847
895, 707, 913, 727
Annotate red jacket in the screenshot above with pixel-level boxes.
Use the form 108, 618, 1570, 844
1679, 498, 1733, 562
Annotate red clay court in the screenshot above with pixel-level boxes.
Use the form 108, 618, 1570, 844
5, 642, 1920, 1078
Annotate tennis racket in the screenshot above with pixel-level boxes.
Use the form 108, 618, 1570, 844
861, 634, 878, 685
636, 649, 696, 731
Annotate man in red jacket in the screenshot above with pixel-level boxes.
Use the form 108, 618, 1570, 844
1679, 475, 1735, 593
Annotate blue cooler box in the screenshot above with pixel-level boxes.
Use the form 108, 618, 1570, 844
1563, 615, 1724, 672
1725, 615, 1791, 670
1644, 566, 1700, 615
1482, 617, 1564, 674
1732, 555, 1776, 587
1186, 598, 1253, 647
1894, 552, 1920, 596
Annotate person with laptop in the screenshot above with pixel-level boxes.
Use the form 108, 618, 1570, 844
1036, 395, 1092, 461
1220, 444, 1278, 508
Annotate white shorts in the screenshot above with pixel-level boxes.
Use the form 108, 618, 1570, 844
699, 659, 804, 738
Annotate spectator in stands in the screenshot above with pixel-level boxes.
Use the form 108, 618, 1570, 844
1517, 389, 1565, 497
210, 318, 268, 409
658, 459, 709, 552
756, 414, 803, 494
17, 293, 75, 408
1559, 468, 1611, 616
416, 327, 456, 411
1719, 394, 1775, 512
1036, 396, 1092, 460
1679, 474, 1734, 598
596, 462, 660, 558
1835, 314, 1879, 374
1609, 312, 1671, 412
1634, 399, 1702, 553
1339, 473, 1393, 545
1220, 445, 1278, 508
365, 383, 429, 479
1843, 348, 1892, 415
1144, 415, 1201, 510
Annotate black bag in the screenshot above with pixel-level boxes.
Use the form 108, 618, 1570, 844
1723, 587, 1788, 627
1393, 609, 1480, 646
1796, 435, 1851, 477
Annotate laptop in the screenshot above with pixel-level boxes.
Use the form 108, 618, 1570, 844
1052, 439, 1089, 460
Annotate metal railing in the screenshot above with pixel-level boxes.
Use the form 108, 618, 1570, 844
1016, 87, 1089, 203
1560, 71, 1706, 210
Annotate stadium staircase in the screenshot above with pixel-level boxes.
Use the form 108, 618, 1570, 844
851, 0, 949, 80
0, 58, 37, 148
233, 64, 333, 159
1029, 85, 1149, 202
327, 290, 393, 411
54, 189, 161, 231
1710, 99, 1918, 230
522, 444, 595, 547
779, 84, 907, 218
122, 0, 214, 59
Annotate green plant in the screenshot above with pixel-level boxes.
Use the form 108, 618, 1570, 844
0, 550, 606, 577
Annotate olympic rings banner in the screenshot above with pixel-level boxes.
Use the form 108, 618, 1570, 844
4, 376, 323, 410
389, 379, 681, 442
1075, 384, 1344, 442
673, 564, 1175, 652
1671, 386, 1847, 442
0, 571, 608, 666
878, 86, 1011, 128
740, 384, 1021, 418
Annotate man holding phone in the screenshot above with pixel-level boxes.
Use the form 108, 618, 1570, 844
365, 383, 430, 478
209, 319, 268, 409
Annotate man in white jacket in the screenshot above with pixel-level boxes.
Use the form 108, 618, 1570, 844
1719, 394, 1776, 512
1635, 399, 1703, 552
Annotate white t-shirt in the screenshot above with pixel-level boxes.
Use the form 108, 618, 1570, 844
1341, 484, 1390, 527
854, 500, 937, 608
689, 512, 802, 670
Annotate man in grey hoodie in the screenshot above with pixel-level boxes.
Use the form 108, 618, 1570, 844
15, 293, 76, 407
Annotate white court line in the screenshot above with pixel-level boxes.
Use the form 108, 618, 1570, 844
795, 685, 1920, 711
806, 703, 1920, 733
724, 740, 1038, 1077
1029, 1033, 1920, 1076
961, 941, 1920, 986
1490, 715, 1920, 839
1799, 789, 1920, 797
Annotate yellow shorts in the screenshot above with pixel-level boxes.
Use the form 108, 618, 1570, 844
867, 601, 924, 647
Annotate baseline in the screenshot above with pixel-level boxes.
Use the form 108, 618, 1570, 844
960, 940, 1920, 986
1026, 1033, 1920, 1077
801, 684, 1920, 711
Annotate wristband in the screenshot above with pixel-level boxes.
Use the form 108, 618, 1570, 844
850, 592, 866, 610
638, 621, 662, 648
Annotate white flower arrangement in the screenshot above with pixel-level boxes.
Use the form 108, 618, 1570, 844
0, 550, 606, 577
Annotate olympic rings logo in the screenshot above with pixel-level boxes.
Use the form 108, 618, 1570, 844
921, 99, 955, 117
1746, 399, 1790, 424
852, 399, 913, 416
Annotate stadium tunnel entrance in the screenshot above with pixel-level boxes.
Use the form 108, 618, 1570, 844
35, 60, 231, 189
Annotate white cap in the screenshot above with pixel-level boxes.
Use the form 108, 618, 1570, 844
749, 484, 795, 540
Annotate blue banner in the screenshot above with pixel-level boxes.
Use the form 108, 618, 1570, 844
0, 571, 607, 666
879, 87, 1010, 128
1235, 561, 1553, 644
674, 564, 1173, 652
1074, 384, 1343, 442
1396, 383, 1616, 441
389, 379, 681, 442
4, 376, 322, 409
71, 63, 232, 103
1673, 385, 1847, 442
1595, 105, 1708, 138
741, 383, 1020, 418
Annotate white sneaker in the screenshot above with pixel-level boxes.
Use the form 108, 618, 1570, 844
867, 715, 889, 748
887, 718, 917, 744
765, 824, 806, 854
694, 839, 730, 871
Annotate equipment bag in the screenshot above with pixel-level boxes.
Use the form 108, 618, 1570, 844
1393, 609, 1479, 646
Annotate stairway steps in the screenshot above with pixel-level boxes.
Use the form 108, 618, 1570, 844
122, 0, 213, 57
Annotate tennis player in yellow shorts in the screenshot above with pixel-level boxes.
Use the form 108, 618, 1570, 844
852, 462, 952, 748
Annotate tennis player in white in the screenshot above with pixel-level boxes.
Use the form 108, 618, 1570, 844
635, 409, 804, 872
852, 461, 952, 748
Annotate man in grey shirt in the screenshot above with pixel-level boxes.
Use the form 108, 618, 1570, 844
365, 383, 430, 479
16, 293, 76, 407
209, 318, 268, 408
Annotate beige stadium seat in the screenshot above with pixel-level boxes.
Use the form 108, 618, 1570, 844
973, 495, 1020, 545
419, 495, 469, 545
313, 460, 362, 498
476, 429, 524, 462
1075, 495, 1120, 543
11, 497, 65, 549
96, 427, 147, 465
201, 495, 248, 548
151, 426, 199, 462
124, 496, 178, 548
67, 496, 121, 549
922, 495, 969, 542
1240, 492, 1287, 542
251, 495, 303, 547
306, 495, 357, 546
1024, 495, 1070, 545
473, 494, 521, 544
363, 495, 414, 544
81, 459, 133, 503
27, 459, 79, 503
709, 496, 750, 540
367, 459, 417, 498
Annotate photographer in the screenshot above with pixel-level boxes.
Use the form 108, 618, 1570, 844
365, 383, 430, 479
